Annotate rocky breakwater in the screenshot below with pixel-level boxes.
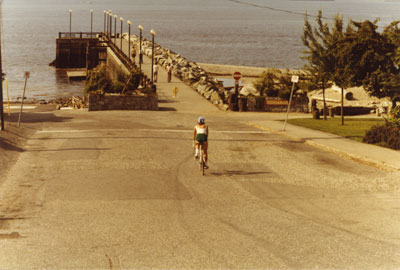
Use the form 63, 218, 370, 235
54, 96, 88, 110
132, 36, 228, 110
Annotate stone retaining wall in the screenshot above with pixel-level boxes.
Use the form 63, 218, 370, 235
265, 104, 309, 113
88, 94, 158, 111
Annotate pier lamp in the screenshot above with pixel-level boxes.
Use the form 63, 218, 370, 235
104, 10, 106, 34
114, 15, 117, 45
69, 9, 72, 37
127, 21, 132, 62
138, 25, 143, 72
150, 29, 156, 83
90, 10, 93, 37
120, 17, 124, 51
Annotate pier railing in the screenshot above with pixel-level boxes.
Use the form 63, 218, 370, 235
59, 32, 103, 39
100, 33, 137, 71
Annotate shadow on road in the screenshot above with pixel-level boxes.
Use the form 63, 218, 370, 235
5, 112, 73, 124
210, 170, 272, 177
26, 147, 111, 152
158, 107, 177, 111
0, 137, 24, 152
158, 99, 178, 104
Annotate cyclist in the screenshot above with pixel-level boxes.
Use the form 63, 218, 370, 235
193, 116, 209, 169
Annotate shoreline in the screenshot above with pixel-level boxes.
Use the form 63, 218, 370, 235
197, 63, 269, 78
198, 63, 305, 78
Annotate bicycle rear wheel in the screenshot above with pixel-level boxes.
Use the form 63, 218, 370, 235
199, 145, 205, 176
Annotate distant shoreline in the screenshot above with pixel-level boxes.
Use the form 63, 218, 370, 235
197, 63, 268, 78
197, 63, 305, 80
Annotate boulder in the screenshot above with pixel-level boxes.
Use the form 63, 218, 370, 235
211, 91, 223, 104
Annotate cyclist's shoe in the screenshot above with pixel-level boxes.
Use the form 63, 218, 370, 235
194, 154, 199, 159
204, 163, 209, 169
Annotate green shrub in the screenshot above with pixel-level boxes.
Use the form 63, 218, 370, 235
84, 64, 112, 94
85, 64, 143, 95
253, 68, 305, 100
388, 105, 400, 127
107, 81, 125, 93
363, 122, 400, 149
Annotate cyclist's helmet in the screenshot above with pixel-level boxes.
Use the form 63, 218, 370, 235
198, 116, 205, 124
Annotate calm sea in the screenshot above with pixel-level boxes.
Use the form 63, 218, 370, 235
2, 0, 400, 100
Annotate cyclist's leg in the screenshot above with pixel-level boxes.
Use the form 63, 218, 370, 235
194, 141, 200, 158
203, 142, 208, 162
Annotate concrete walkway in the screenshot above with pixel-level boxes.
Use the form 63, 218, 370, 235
249, 118, 400, 172
117, 37, 400, 172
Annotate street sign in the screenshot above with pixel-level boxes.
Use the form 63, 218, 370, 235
24, 71, 30, 79
233, 71, 242, 81
291, 75, 299, 83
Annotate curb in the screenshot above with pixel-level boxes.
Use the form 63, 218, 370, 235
247, 122, 400, 172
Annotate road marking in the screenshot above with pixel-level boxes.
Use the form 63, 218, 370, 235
37, 129, 270, 134
9, 105, 37, 109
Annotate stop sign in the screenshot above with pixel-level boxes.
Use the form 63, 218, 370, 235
233, 71, 242, 81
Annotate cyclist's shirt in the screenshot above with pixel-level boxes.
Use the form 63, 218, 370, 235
195, 125, 208, 143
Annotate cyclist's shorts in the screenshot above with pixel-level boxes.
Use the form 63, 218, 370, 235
196, 134, 208, 143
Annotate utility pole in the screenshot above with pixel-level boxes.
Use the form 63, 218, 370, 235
0, 0, 4, 131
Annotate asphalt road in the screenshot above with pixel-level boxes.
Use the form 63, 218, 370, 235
1, 46, 399, 269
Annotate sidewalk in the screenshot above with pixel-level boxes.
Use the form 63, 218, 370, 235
248, 118, 400, 172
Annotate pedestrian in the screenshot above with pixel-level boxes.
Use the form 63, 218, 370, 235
139, 47, 143, 65
131, 46, 137, 64
153, 64, 159, 82
166, 63, 173, 83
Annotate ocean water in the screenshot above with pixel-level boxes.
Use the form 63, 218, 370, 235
2, 0, 400, 100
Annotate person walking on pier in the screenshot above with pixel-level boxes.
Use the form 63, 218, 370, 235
131, 46, 137, 64
166, 63, 173, 83
139, 47, 143, 65
153, 64, 159, 82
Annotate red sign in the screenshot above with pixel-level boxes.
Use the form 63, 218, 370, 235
233, 71, 242, 81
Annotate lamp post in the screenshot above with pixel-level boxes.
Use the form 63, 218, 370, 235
109, 10, 112, 38
104, 10, 106, 33
90, 10, 93, 37
138, 25, 143, 72
127, 21, 132, 62
114, 15, 117, 45
69, 9, 72, 37
106, 11, 110, 36
120, 17, 124, 51
150, 29, 156, 83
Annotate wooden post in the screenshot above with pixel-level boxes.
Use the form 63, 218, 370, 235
18, 72, 29, 128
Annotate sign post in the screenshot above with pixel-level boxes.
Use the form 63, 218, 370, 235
283, 75, 299, 131
233, 71, 242, 96
18, 71, 30, 128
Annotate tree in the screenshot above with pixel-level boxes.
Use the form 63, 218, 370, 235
302, 11, 344, 122
253, 69, 278, 97
253, 69, 300, 100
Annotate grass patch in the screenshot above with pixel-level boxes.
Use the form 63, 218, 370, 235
287, 117, 384, 142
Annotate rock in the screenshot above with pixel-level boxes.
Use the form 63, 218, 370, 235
221, 104, 229, 111
211, 91, 223, 104
197, 84, 207, 95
